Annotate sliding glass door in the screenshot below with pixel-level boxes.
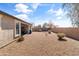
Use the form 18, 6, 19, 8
15, 20, 21, 37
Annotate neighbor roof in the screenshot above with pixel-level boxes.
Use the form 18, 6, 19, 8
0, 10, 32, 26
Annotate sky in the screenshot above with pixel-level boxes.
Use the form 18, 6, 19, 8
0, 3, 72, 27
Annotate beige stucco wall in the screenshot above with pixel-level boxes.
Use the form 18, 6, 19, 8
0, 14, 3, 31
1, 14, 14, 30
0, 14, 15, 47
0, 13, 31, 48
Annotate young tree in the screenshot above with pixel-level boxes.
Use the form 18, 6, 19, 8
63, 3, 79, 27
42, 22, 49, 31
37, 25, 41, 29
42, 23, 49, 28
37, 25, 42, 31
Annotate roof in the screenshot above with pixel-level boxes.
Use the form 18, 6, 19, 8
0, 10, 32, 26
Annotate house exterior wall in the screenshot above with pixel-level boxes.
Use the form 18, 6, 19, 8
0, 14, 15, 47
0, 14, 3, 31
0, 13, 31, 48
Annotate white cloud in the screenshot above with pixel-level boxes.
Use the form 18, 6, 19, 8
47, 8, 72, 27
47, 8, 56, 14
55, 8, 63, 16
54, 18, 72, 27
31, 3, 40, 10
47, 8, 67, 20
15, 3, 33, 14
48, 8, 64, 16
15, 14, 29, 21
57, 16, 62, 19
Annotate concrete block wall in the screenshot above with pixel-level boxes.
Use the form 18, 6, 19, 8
52, 28, 79, 40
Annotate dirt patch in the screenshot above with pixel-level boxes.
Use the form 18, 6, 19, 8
0, 32, 79, 56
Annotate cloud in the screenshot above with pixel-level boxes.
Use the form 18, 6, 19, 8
14, 4, 33, 21
54, 18, 72, 27
55, 8, 63, 16
47, 8, 56, 14
31, 3, 40, 10
57, 16, 62, 19
48, 8, 63, 16
31, 3, 50, 11
47, 8, 67, 19
15, 3, 33, 14
15, 14, 29, 21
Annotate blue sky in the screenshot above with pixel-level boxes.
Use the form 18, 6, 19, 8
0, 3, 72, 27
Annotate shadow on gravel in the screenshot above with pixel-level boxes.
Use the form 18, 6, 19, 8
58, 38, 67, 41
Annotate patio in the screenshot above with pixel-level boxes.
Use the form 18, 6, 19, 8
0, 32, 79, 56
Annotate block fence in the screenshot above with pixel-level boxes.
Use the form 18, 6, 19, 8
52, 28, 79, 40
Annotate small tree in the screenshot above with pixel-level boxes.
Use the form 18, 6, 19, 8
42, 22, 49, 31
63, 3, 79, 27
37, 25, 42, 31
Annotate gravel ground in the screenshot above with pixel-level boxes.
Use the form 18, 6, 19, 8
0, 32, 79, 56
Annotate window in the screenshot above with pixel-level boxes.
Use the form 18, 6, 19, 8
16, 23, 19, 34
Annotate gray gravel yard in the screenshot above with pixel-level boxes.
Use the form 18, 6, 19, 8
0, 32, 79, 56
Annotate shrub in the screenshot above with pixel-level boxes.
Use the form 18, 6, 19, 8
17, 36, 24, 42
48, 30, 51, 34
57, 33, 66, 40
